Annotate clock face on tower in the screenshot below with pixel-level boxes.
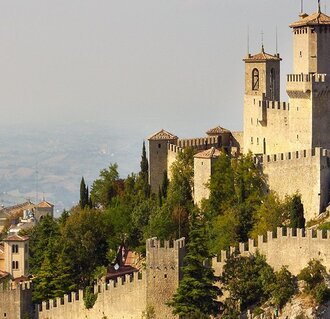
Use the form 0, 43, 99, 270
252, 68, 259, 90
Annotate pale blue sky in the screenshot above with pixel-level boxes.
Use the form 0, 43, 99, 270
0, 0, 324, 138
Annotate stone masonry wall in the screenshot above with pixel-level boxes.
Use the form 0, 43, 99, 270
0, 281, 33, 319
262, 148, 330, 221
37, 272, 146, 319
212, 227, 330, 276
146, 238, 185, 319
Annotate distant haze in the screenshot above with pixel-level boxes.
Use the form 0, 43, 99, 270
0, 1, 324, 212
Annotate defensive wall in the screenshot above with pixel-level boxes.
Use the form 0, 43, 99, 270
212, 227, 330, 276
37, 272, 147, 319
0, 281, 33, 319
260, 147, 330, 221
36, 238, 185, 319
244, 95, 291, 155
146, 238, 185, 319
167, 144, 183, 180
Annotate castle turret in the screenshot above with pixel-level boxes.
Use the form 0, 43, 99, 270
148, 129, 178, 194
243, 48, 284, 155
288, 10, 330, 150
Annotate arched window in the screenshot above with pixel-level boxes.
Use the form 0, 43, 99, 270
252, 68, 259, 90
270, 68, 275, 100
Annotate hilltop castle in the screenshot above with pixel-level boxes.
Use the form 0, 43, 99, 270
148, 8, 330, 221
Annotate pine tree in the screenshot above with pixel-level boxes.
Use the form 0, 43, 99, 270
169, 212, 221, 317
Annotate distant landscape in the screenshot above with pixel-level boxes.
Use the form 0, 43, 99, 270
0, 122, 143, 215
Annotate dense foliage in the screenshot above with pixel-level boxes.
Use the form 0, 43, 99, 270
25, 143, 307, 314
298, 260, 330, 304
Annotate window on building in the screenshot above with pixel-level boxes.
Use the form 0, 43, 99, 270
252, 68, 259, 90
12, 261, 19, 270
270, 68, 275, 100
251, 137, 253, 144
158, 144, 161, 149
12, 245, 18, 254
257, 138, 259, 145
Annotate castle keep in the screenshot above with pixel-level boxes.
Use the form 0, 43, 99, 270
148, 9, 330, 221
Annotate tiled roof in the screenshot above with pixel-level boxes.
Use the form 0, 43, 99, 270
3, 234, 29, 242
148, 129, 178, 141
290, 12, 330, 27
243, 47, 281, 62
0, 270, 9, 280
37, 201, 53, 208
206, 125, 230, 135
194, 147, 221, 159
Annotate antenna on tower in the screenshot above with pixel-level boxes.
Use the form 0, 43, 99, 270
318, 0, 321, 13
261, 30, 264, 52
247, 25, 250, 55
301, 0, 304, 13
276, 26, 278, 54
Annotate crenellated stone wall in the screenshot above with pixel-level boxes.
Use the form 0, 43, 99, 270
146, 238, 185, 319
212, 227, 330, 277
261, 147, 330, 220
37, 272, 147, 319
0, 281, 33, 319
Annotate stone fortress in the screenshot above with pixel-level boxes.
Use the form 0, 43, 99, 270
148, 6, 330, 221
3, 6, 330, 319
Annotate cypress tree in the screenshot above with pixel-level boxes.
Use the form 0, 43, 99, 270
161, 170, 169, 198
140, 141, 149, 181
80, 177, 88, 209
289, 194, 305, 228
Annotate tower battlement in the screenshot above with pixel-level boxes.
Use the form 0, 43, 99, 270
177, 136, 219, 149
146, 237, 186, 251
261, 100, 289, 110
287, 73, 327, 83
258, 147, 330, 164
168, 143, 183, 155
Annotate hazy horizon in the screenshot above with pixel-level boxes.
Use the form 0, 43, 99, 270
0, 0, 326, 212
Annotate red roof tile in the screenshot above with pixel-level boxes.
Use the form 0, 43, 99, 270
243, 47, 281, 62
148, 129, 178, 141
290, 12, 330, 27
3, 234, 29, 242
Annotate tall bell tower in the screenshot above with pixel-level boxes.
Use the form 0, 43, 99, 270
243, 47, 282, 155
287, 8, 330, 150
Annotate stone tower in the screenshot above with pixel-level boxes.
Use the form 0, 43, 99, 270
146, 237, 185, 319
148, 129, 178, 194
3, 235, 29, 279
193, 147, 221, 206
287, 10, 330, 151
243, 47, 283, 155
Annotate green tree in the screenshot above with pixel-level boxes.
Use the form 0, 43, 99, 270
167, 148, 194, 207
269, 266, 295, 308
90, 164, 120, 208
205, 151, 235, 217
221, 253, 275, 310
140, 141, 150, 198
161, 170, 169, 199
169, 212, 221, 317
288, 194, 305, 228
250, 192, 289, 239
79, 177, 88, 209
298, 259, 330, 304
209, 209, 239, 254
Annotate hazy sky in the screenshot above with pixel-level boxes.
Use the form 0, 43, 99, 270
0, 0, 325, 138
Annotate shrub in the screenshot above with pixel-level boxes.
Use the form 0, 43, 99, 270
83, 286, 98, 309
313, 282, 330, 304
